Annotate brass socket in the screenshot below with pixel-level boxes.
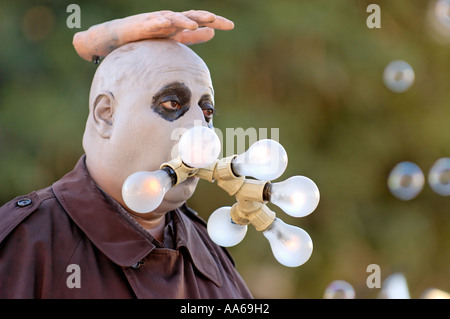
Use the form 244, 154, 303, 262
194, 154, 276, 232
230, 202, 276, 232
194, 161, 217, 183
160, 156, 198, 186
231, 179, 275, 231
212, 155, 245, 196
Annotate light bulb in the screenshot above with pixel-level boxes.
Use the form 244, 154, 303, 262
323, 280, 356, 299
262, 218, 313, 267
428, 157, 450, 196
421, 288, 450, 299
178, 126, 221, 168
383, 60, 415, 93
122, 170, 173, 213
378, 273, 410, 299
427, 0, 450, 44
387, 161, 424, 200
268, 176, 320, 218
207, 207, 248, 247
232, 139, 288, 181
434, 0, 450, 30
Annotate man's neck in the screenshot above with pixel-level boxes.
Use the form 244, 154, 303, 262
129, 212, 167, 242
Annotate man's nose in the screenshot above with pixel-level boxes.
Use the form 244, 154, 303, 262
182, 104, 208, 128
168, 106, 209, 159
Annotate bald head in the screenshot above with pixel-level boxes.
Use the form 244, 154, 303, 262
82, 39, 215, 216
88, 39, 211, 110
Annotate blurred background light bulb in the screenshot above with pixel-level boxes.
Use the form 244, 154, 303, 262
207, 206, 248, 247
323, 280, 356, 299
428, 157, 450, 196
435, 0, 450, 28
263, 218, 313, 267
378, 273, 411, 299
178, 126, 221, 168
383, 60, 415, 93
387, 161, 424, 200
269, 176, 320, 218
421, 288, 450, 299
426, 0, 450, 44
122, 170, 173, 213
232, 139, 288, 181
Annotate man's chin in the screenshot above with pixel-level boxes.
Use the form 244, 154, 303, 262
159, 177, 198, 210
155, 200, 186, 215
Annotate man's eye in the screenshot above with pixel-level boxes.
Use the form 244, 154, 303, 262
161, 100, 181, 110
203, 108, 214, 118
202, 107, 215, 123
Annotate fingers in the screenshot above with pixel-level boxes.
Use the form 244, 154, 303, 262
202, 15, 234, 30
135, 10, 232, 35
181, 10, 216, 24
142, 17, 171, 32
139, 12, 198, 38
162, 11, 198, 31
182, 10, 234, 30
171, 27, 215, 45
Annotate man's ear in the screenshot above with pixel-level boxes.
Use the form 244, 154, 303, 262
92, 92, 115, 138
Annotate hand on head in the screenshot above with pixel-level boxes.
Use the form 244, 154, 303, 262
73, 10, 234, 62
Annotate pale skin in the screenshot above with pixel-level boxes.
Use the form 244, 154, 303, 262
82, 39, 216, 242
73, 10, 234, 62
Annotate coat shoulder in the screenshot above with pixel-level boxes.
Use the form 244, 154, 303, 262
0, 186, 82, 298
0, 186, 56, 243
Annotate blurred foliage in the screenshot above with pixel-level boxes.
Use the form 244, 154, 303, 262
0, 0, 449, 298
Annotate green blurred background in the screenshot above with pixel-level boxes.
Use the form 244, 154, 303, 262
1, 0, 449, 298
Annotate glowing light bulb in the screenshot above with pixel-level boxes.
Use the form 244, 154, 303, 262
232, 139, 288, 181
387, 161, 424, 200
262, 218, 313, 267
383, 60, 415, 93
178, 126, 221, 168
122, 170, 173, 213
428, 157, 450, 196
323, 280, 356, 299
421, 288, 450, 299
207, 207, 248, 247
269, 176, 320, 218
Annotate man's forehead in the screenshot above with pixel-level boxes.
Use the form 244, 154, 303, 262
111, 39, 208, 72
147, 65, 214, 96
92, 39, 213, 100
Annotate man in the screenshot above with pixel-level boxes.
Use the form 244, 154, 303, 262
0, 10, 252, 299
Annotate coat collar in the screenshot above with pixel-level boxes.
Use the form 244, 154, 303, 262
52, 156, 222, 286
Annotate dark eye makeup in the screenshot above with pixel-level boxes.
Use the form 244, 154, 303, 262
151, 82, 215, 123
151, 82, 191, 122
199, 95, 215, 123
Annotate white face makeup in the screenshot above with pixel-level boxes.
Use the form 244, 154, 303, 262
83, 39, 215, 216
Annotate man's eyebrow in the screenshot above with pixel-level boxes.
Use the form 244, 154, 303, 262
152, 81, 192, 104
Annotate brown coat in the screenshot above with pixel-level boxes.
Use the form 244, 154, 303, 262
0, 156, 252, 299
